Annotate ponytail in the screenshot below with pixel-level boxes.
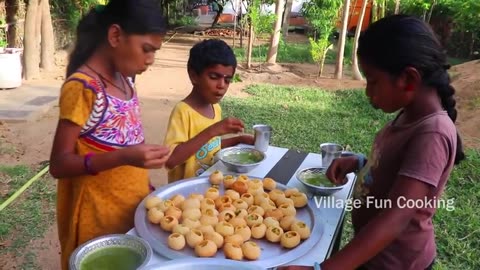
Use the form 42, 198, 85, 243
427, 67, 466, 165
66, 9, 105, 77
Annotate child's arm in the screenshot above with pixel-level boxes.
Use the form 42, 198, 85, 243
320, 176, 432, 269
49, 120, 170, 178
166, 117, 245, 169
221, 134, 255, 148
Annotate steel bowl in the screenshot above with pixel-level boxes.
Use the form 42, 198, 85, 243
216, 146, 266, 173
69, 234, 152, 270
296, 167, 347, 196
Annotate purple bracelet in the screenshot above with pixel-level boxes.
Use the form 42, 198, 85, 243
84, 152, 98, 175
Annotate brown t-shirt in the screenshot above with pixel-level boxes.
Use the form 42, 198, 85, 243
352, 111, 457, 270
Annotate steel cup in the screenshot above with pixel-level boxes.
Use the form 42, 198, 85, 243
253, 124, 272, 152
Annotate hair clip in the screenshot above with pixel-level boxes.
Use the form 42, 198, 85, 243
95, 4, 106, 13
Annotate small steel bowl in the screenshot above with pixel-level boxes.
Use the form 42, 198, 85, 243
216, 146, 266, 173
69, 234, 152, 270
296, 167, 347, 196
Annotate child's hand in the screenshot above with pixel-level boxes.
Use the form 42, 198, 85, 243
122, 144, 171, 169
326, 156, 357, 185
211, 117, 245, 136
239, 134, 255, 145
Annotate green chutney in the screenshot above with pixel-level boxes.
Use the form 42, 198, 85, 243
225, 152, 261, 164
80, 246, 143, 270
305, 174, 335, 187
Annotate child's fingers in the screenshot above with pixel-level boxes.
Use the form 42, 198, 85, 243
144, 155, 170, 169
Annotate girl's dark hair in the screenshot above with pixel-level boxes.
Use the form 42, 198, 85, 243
187, 39, 237, 74
358, 15, 465, 164
66, 0, 166, 77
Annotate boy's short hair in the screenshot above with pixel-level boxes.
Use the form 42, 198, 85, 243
187, 39, 237, 74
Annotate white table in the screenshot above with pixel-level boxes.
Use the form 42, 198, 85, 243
128, 145, 356, 268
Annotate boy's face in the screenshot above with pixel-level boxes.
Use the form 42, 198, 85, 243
191, 64, 235, 104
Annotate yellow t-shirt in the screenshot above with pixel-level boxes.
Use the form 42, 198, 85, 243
164, 101, 222, 182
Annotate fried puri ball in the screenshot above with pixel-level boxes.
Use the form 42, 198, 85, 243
251, 223, 267, 239
279, 215, 297, 231
224, 189, 240, 200
246, 213, 264, 227
186, 229, 204, 248
205, 187, 220, 200
280, 231, 301, 249
168, 233, 186, 250
204, 231, 224, 248
182, 208, 202, 221
165, 206, 182, 220
262, 177, 277, 191
181, 198, 200, 211
209, 170, 224, 185
194, 239, 217, 257
265, 226, 284, 243
234, 224, 252, 242
160, 215, 178, 232
147, 207, 164, 224
240, 193, 254, 206
223, 175, 236, 188
215, 221, 235, 237
291, 221, 311, 239
170, 194, 185, 208
224, 242, 243, 260
145, 196, 162, 210
290, 192, 308, 208
241, 241, 261, 260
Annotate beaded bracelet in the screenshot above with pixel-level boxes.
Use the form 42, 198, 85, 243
84, 152, 98, 175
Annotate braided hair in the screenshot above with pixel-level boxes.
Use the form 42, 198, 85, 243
358, 15, 465, 164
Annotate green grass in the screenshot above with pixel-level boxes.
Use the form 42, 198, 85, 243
233, 39, 354, 66
223, 84, 392, 154
221, 84, 480, 269
0, 165, 56, 269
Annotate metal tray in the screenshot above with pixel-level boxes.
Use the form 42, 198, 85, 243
134, 176, 323, 269
139, 258, 264, 270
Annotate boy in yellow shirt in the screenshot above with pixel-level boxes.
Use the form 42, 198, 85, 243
164, 39, 254, 182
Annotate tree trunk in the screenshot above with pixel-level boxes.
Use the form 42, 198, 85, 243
40, 0, 55, 71
335, 0, 351, 79
266, 0, 285, 64
247, 22, 254, 69
5, 0, 20, 47
352, 0, 368, 80
282, 0, 293, 38
380, 0, 385, 19
426, 0, 436, 23
372, 0, 378, 22
24, 0, 40, 80
394, 0, 400, 14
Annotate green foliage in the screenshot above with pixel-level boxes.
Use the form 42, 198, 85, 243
233, 38, 353, 65
245, 0, 276, 35
0, 17, 7, 48
169, 15, 198, 27
50, 0, 102, 32
302, 0, 342, 70
234, 40, 314, 63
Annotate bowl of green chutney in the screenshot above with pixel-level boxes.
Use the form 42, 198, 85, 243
296, 167, 348, 196
69, 234, 152, 270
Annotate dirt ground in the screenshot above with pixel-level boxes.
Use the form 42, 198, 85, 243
0, 35, 478, 269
